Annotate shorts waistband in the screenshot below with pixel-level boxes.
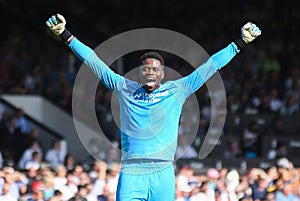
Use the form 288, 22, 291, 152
120, 160, 174, 174
122, 159, 172, 164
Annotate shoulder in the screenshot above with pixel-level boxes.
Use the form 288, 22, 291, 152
117, 78, 140, 94
162, 80, 181, 88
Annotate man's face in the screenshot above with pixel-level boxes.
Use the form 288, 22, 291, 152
140, 58, 164, 91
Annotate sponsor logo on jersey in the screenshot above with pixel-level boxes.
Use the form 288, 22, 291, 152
133, 90, 169, 102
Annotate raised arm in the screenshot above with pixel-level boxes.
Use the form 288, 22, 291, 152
45, 14, 124, 91
179, 22, 261, 95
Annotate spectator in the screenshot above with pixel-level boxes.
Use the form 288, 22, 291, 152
262, 192, 276, 201
213, 188, 223, 201
38, 162, 53, 180
175, 184, 192, 201
106, 163, 120, 199
242, 121, 260, 158
218, 168, 229, 181
24, 151, 42, 170
265, 166, 280, 192
0, 181, 17, 201
23, 166, 40, 195
1, 116, 23, 163
15, 108, 31, 134
284, 68, 300, 92
176, 165, 196, 194
89, 161, 103, 184
97, 184, 111, 201
267, 142, 288, 159
285, 78, 300, 101
275, 183, 300, 201
206, 168, 221, 199
235, 175, 253, 200
42, 174, 55, 201
280, 94, 299, 115
214, 178, 238, 201
72, 164, 84, 186
29, 183, 45, 201
226, 169, 240, 196
224, 138, 243, 158
250, 176, 269, 201
45, 140, 65, 170
18, 140, 43, 170
48, 189, 63, 201
64, 154, 75, 172
78, 171, 92, 187
77, 171, 95, 200
59, 171, 78, 201
269, 88, 283, 113
53, 165, 67, 190
23, 128, 43, 153
190, 180, 210, 201
0, 166, 28, 200
89, 161, 107, 197
276, 158, 300, 195
257, 94, 272, 113
68, 184, 88, 201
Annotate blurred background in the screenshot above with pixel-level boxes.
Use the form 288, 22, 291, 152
0, 0, 299, 171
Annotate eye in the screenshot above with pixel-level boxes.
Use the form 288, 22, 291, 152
153, 67, 160, 72
142, 67, 150, 72
141, 66, 161, 73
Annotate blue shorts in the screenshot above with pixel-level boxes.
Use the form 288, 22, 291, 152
116, 160, 175, 201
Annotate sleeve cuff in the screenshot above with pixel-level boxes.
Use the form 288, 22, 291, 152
60, 29, 74, 43
234, 38, 247, 50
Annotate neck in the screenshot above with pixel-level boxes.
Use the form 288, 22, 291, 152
143, 85, 159, 92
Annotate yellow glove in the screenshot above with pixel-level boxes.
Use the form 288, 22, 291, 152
46, 14, 66, 36
241, 22, 261, 43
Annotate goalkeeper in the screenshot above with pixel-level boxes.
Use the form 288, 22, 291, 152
46, 14, 261, 201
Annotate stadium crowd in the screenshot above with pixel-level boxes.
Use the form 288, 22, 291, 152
0, 156, 300, 201
0, 0, 300, 200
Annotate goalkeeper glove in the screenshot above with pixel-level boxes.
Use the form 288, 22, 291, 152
46, 14, 66, 36
46, 14, 73, 43
241, 22, 261, 43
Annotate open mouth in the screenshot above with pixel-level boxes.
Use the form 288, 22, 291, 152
146, 77, 156, 82
145, 78, 156, 86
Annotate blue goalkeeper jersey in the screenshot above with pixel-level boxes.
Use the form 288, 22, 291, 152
68, 38, 240, 162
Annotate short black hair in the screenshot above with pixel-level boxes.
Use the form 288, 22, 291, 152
54, 189, 62, 196
140, 51, 164, 66
77, 184, 88, 191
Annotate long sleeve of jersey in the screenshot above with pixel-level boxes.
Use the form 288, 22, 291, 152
67, 37, 124, 91
178, 42, 240, 96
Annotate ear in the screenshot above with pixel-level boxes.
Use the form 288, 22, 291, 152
161, 70, 165, 80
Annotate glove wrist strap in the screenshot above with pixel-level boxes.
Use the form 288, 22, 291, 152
60, 29, 73, 43
234, 38, 247, 50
